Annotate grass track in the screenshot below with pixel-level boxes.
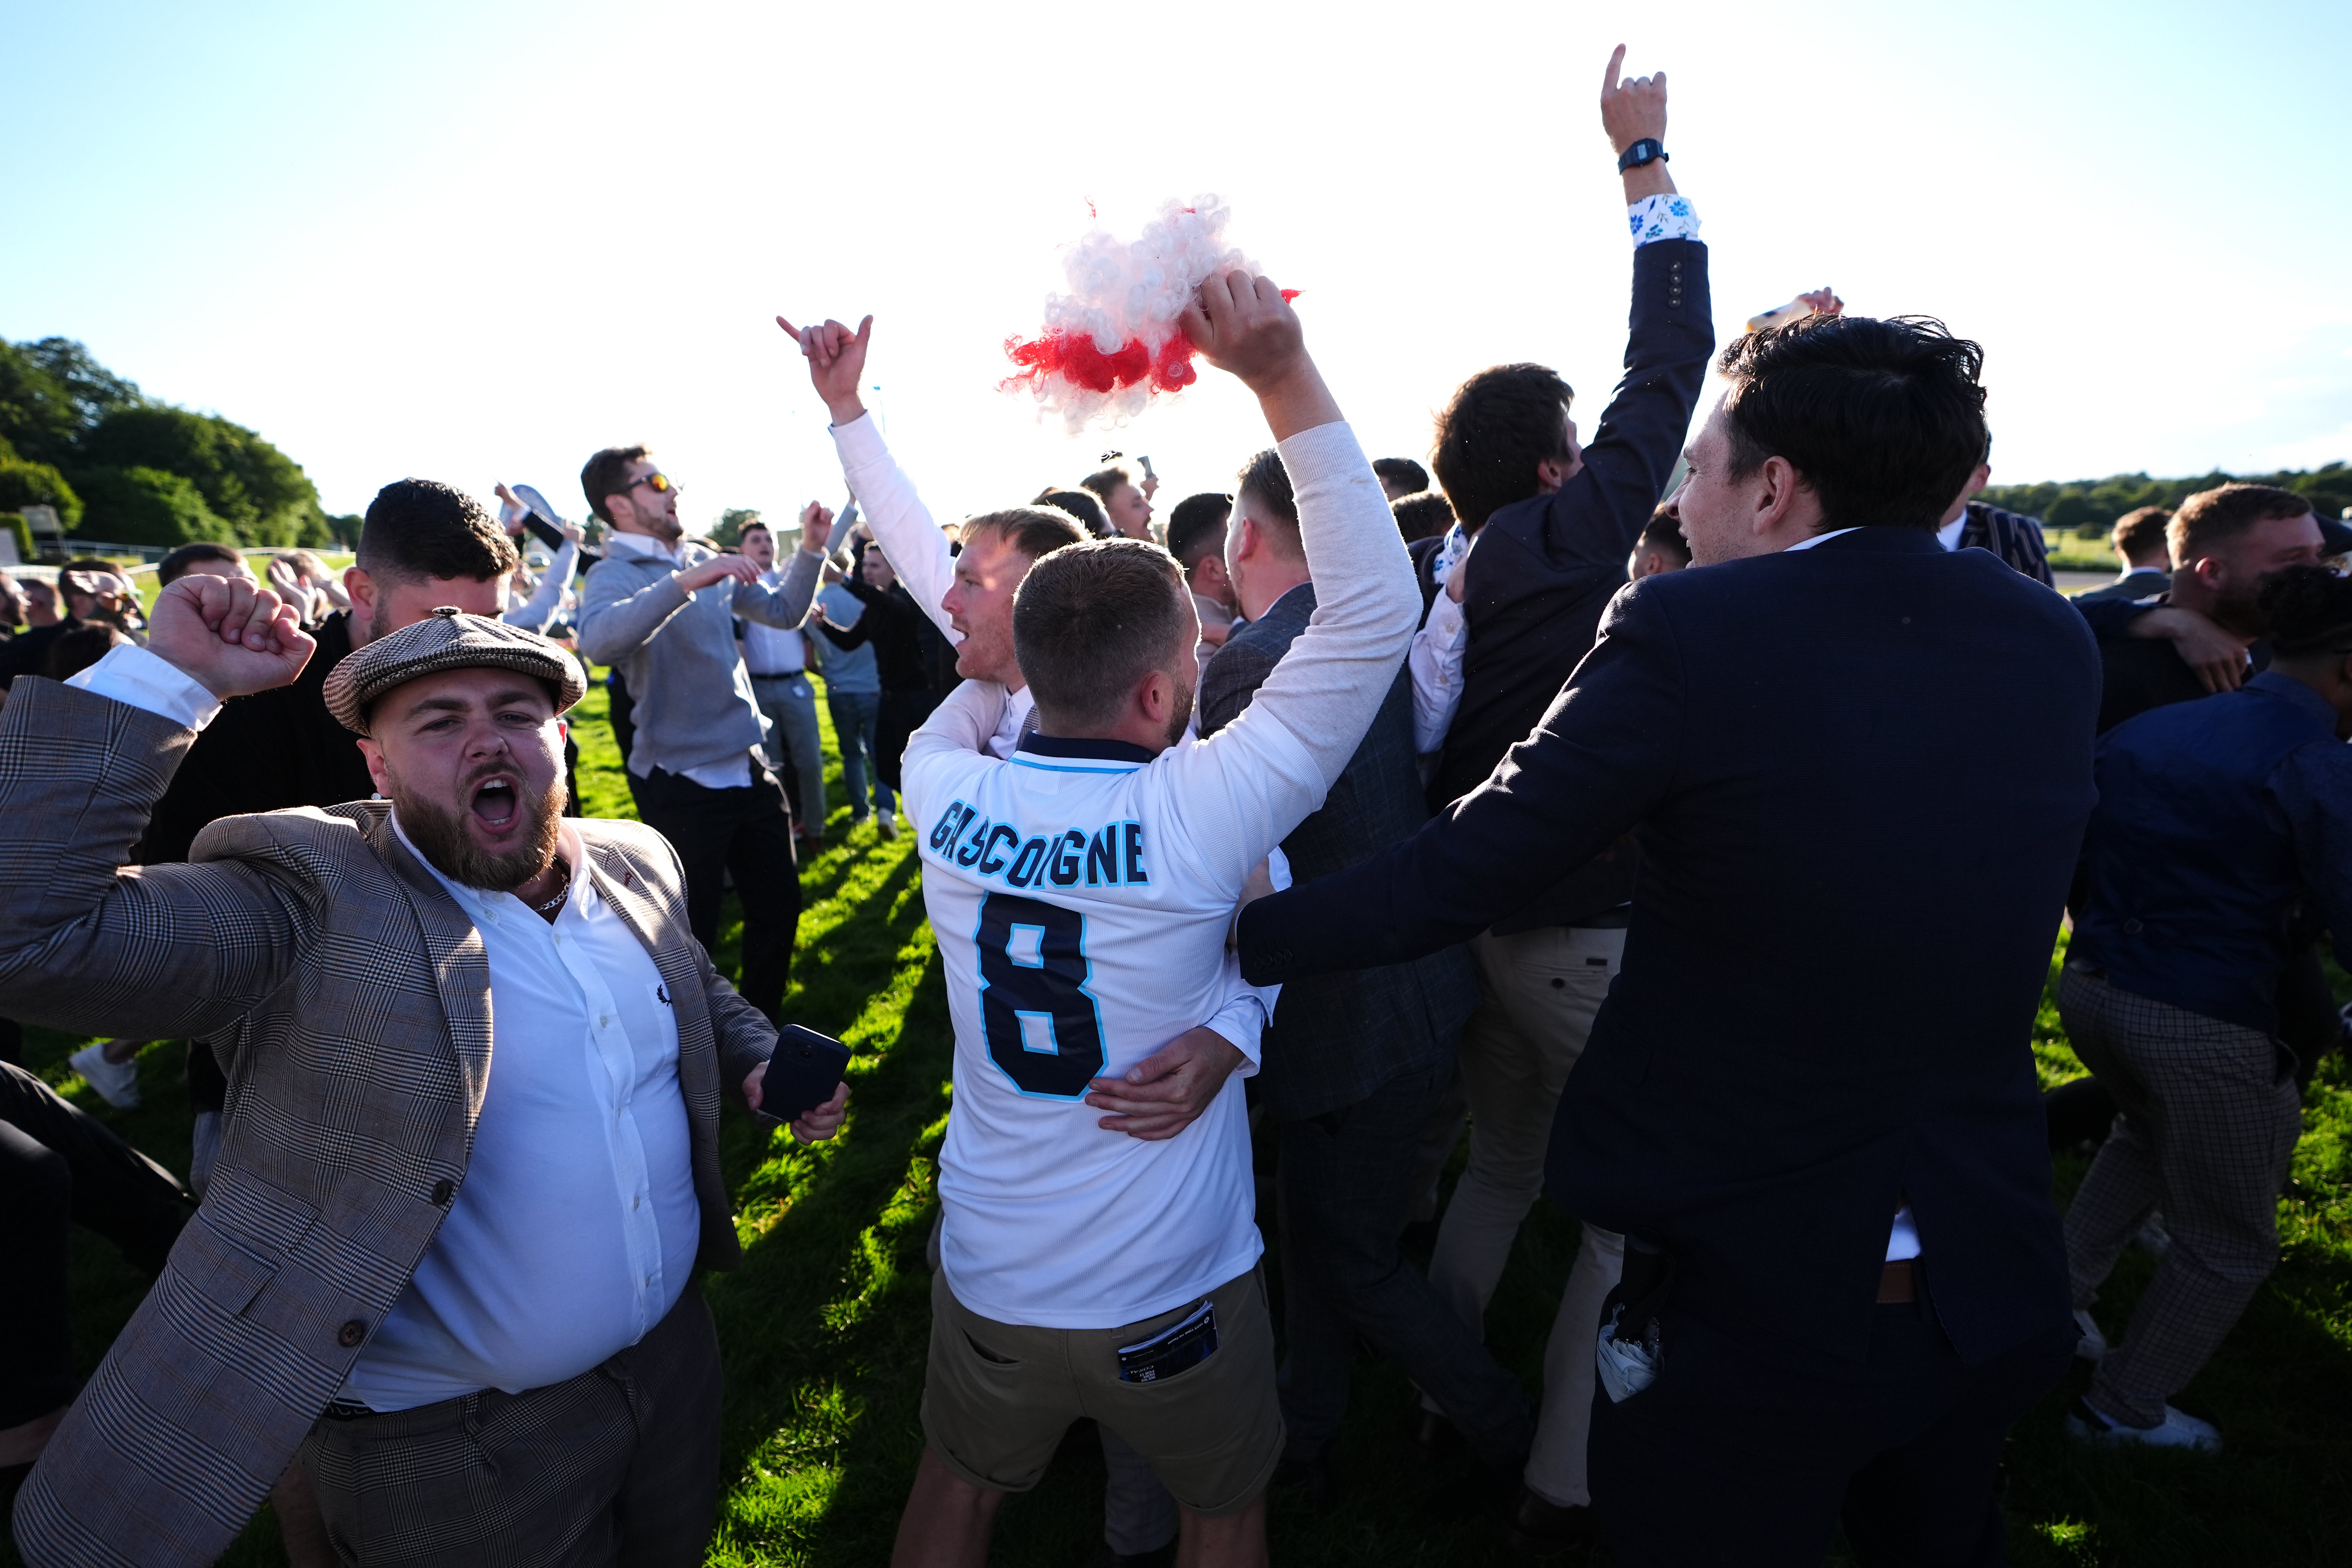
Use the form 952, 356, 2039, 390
10, 678, 2350, 1565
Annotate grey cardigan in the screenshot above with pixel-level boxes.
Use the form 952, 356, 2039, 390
577, 539, 820, 781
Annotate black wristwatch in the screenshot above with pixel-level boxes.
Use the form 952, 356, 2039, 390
1617, 138, 1668, 173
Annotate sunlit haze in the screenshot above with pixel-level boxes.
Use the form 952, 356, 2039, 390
8, 0, 2348, 531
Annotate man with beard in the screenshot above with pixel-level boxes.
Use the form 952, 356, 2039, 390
2077, 484, 2325, 734
2, 586, 845, 1568
576, 448, 829, 1024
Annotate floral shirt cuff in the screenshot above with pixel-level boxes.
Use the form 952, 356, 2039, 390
1628, 193, 1700, 247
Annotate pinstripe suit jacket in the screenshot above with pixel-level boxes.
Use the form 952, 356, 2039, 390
1200, 584, 1479, 1121
0, 678, 777, 1568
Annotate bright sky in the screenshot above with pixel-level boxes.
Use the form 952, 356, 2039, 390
7, 0, 2348, 532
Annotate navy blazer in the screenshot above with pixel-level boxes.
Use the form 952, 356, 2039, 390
1200, 583, 1479, 1121
1429, 237, 1713, 929
1239, 527, 2101, 1368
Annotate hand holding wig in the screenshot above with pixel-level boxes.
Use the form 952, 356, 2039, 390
1002, 196, 1291, 431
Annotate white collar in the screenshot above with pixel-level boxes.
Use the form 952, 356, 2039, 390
390, 810, 588, 917
1784, 527, 1862, 553
1936, 514, 1967, 552
605, 529, 682, 564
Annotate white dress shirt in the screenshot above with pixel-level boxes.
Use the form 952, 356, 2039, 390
741, 567, 809, 676
340, 817, 703, 1410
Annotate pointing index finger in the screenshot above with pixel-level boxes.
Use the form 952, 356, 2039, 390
1603, 42, 1626, 96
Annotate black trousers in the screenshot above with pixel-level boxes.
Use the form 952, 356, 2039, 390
626, 763, 799, 1022
874, 686, 940, 796
1590, 1294, 2073, 1568
1274, 1064, 1532, 1466
0, 1062, 189, 1428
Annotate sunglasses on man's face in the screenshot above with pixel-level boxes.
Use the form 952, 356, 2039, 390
631, 472, 674, 494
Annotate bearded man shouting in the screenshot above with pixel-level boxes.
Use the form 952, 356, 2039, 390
1, 576, 846, 1568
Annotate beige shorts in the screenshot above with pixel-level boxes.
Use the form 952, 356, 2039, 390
920, 1263, 1283, 1515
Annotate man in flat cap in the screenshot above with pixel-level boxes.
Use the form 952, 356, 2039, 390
1, 573, 847, 1568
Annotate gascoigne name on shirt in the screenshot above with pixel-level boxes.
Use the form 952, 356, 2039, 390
927, 801, 1150, 890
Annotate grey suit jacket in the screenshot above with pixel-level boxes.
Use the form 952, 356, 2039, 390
1200, 584, 1478, 1120
0, 677, 776, 1568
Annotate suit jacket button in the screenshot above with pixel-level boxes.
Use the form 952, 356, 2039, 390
337, 1320, 367, 1348
2123, 918, 2143, 935
430, 1179, 455, 1206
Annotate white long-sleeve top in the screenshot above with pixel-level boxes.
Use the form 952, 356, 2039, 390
899, 419, 1417, 1329
830, 413, 1033, 758
504, 538, 582, 632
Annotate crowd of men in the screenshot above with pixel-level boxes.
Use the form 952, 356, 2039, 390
2, 42, 2346, 1568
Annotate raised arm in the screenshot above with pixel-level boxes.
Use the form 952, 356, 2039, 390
779, 314, 961, 644
0, 578, 323, 1040
503, 537, 581, 631
1238, 578, 1683, 984
1169, 274, 1421, 888
733, 508, 829, 629
1491, 47, 1713, 590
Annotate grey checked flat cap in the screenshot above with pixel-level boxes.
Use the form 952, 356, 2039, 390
322, 607, 588, 735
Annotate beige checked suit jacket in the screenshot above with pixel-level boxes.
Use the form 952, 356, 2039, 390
0, 678, 778, 1568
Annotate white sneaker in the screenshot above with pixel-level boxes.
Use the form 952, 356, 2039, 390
2073, 1307, 2108, 1362
69, 1043, 141, 1109
2066, 1397, 2221, 1453
879, 808, 899, 840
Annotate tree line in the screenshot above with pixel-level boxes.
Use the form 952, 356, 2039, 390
0, 337, 357, 553
1982, 463, 2352, 538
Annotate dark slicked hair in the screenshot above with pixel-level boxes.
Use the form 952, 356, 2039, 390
157, 541, 247, 584
1235, 447, 1304, 561
2169, 483, 2314, 566
1391, 490, 1454, 543
1717, 314, 1988, 532
1165, 492, 1233, 570
1373, 456, 1429, 495
1031, 487, 1111, 539
1431, 363, 1574, 533
357, 479, 518, 584
580, 443, 649, 525
2110, 505, 2173, 568
1013, 538, 1188, 729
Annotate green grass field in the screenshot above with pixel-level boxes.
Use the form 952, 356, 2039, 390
10, 679, 2352, 1566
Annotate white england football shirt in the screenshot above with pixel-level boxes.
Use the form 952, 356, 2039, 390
900, 420, 1420, 1329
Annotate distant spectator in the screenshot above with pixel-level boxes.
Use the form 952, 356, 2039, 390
2074, 506, 2174, 604
738, 517, 830, 848
21, 577, 60, 627
813, 556, 888, 831
156, 542, 251, 586
1938, 441, 2054, 585
1036, 485, 1113, 539
0, 569, 22, 633
1374, 457, 1431, 502
41, 622, 129, 682
1627, 500, 1690, 580
809, 545, 934, 831
1165, 492, 1239, 662
1392, 489, 1455, 545
1080, 458, 1154, 540
576, 445, 826, 1023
